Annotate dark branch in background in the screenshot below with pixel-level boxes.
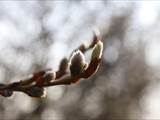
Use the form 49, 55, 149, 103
0, 30, 103, 98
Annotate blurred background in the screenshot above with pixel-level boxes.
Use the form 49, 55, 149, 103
0, 1, 160, 120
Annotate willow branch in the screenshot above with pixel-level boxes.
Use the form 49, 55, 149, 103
0, 30, 103, 97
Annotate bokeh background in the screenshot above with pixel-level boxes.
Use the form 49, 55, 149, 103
0, 1, 160, 120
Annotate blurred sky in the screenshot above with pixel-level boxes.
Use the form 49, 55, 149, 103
0, 1, 160, 69
0, 1, 160, 119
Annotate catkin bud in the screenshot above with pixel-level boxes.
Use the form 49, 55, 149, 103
91, 40, 103, 60
69, 50, 87, 76
24, 87, 47, 98
0, 84, 13, 97
43, 71, 55, 83
59, 58, 68, 73
82, 40, 103, 78
0, 90, 13, 97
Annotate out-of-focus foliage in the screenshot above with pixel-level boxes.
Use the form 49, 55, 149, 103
0, 1, 160, 120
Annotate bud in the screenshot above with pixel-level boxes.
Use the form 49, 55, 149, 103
69, 50, 87, 76
0, 84, 13, 97
82, 40, 103, 78
43, 70, 55, 83
91, 40, 103, 60
0, 90, 13, 97
24, 87, 47, 98
59, 58, 68, 73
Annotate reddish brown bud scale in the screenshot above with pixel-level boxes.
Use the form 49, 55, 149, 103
34, 71, 46, 86
35, 70, 55, 86
33, 70, 46, 82
35, 76, 45, 87
70, 76, 80, 84
82, 58, 101, 78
